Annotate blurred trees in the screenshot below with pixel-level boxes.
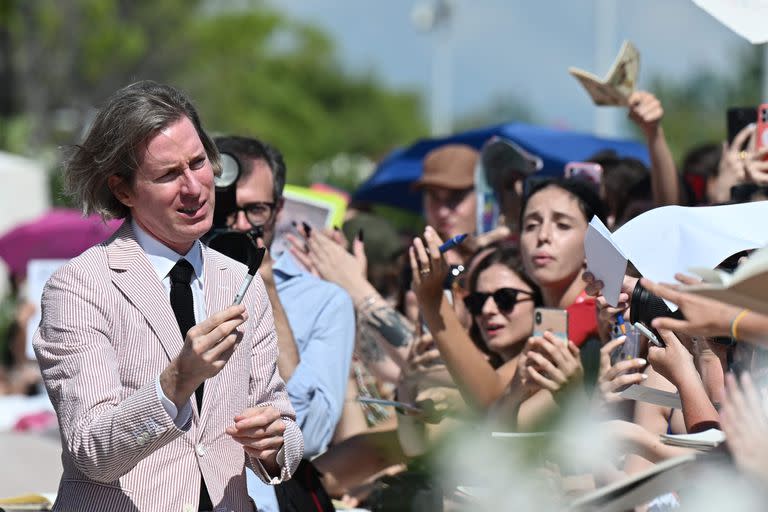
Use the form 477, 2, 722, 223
0, 0, 427, 193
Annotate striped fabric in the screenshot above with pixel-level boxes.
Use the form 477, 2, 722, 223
33, 222, 303, 512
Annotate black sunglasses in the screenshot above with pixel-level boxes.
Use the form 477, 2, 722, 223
463, 287, 533, 315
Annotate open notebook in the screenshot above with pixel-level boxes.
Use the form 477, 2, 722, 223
661, 428, 725, 450
685, 244, 768, 316
569, 40, 639, 106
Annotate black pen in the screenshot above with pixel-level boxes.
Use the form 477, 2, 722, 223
233, 247, 266, 305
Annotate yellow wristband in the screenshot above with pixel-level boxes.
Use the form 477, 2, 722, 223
730, 309, 751, 340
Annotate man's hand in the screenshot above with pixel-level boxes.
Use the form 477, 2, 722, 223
628, 91, 664, 137
226, 406, 286, 473
160, 305, 247, 410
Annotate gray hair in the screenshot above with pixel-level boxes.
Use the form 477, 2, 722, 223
64, 80, 221, 219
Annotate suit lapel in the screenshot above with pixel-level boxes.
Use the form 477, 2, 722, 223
107, 222, 185, 372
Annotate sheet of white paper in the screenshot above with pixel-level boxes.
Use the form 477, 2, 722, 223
584, 217, 627, 307
619, 384, 682, 409
693, 0, 768, 44
25, 259, 68, 360
611, 202, 768, 309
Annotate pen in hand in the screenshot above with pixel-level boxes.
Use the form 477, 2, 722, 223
438, 233, 468, 254
233, 247, 267, 305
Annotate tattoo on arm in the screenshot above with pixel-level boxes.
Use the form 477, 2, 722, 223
356, 322, 387, 363
367, 306, 412, 348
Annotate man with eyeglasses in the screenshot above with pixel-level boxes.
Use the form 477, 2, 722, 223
214, 136, 354, 512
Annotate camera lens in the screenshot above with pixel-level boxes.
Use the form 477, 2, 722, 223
629, 282, 685, 326
535, 311, 542, 323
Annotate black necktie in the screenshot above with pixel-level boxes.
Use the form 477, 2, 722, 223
169, 259, 203, 409
169, 259, 212, 511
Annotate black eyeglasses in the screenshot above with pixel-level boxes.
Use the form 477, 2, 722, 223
463, 287, 534, 315
226, 202, 276, 228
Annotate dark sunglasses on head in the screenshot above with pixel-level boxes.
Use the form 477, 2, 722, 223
463, 287, 534, 315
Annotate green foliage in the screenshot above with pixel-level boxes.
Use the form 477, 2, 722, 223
0, 0, 427, 190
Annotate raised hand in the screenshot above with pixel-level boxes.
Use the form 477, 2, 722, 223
408, 226, 448, 311
161, 304, 247, 409
628, 91, 664, 137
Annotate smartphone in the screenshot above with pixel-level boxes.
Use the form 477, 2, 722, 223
533, 307, 569, 342
756, 103, 768, 151
564, 161, 603, 187
610, 323, 641, 367
727, 106, 756, 145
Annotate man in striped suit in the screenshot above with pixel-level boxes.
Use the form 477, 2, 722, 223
33, 81, 303, 511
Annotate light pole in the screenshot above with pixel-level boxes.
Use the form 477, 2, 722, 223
593, 0, 620, 137
412, 0, 454, 136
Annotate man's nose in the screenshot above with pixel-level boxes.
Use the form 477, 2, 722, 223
232, 211, 251, 233
180, 169, 202, 196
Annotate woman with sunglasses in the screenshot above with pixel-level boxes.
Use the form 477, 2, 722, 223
409, 227, 543, 411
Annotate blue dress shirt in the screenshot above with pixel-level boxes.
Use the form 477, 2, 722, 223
248, 252, 355, 511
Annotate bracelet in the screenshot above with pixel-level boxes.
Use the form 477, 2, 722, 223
730, 309, 751, 340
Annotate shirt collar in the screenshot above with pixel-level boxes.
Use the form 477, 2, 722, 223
272, 251, 305, 283
132, 219, 204, 283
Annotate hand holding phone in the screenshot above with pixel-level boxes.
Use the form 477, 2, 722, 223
533, 307, 569, 342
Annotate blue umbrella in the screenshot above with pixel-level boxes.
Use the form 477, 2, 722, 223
352, 122, 650, 212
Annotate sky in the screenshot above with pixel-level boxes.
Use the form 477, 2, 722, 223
267, 0, 752, 138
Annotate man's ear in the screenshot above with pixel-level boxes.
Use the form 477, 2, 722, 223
108, 175, 133, 208
275, 197, 285, 216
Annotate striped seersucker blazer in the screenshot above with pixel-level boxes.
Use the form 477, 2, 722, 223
33, 222, 303, 512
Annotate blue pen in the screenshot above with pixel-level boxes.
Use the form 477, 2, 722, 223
616, 312, 627, 335
438, 233, 468, 253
